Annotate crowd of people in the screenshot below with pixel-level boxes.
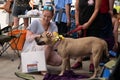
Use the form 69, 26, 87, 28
1, 0, 120, 78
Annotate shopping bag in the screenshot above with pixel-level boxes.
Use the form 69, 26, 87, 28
21, 40, 47, 73
21, 50, 47, 73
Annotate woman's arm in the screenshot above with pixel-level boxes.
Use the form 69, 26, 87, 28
26, 30, 40, 42
75, 0, 80, 26
29, 0, 34, 9
109, 0, 115, 16
82, 0, 102, 29
113, 18, 119, 50
65, 3, 71, 27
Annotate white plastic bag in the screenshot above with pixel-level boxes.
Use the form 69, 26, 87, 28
21, 40, 47, 73
26, 9, 41, 16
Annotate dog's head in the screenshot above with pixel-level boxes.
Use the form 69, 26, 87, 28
35, 32, 53, 45
35, 32, 64, 46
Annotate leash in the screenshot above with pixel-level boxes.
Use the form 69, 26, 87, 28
67, 25, 86, 37
67, 25, 83, 34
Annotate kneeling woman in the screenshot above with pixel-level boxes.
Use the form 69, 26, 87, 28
23, 5, 62, 73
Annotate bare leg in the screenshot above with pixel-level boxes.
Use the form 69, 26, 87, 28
23, 18, 29, 29
71, 57, 83, 69
45, 46, 62, 66
13, 17, 19, 28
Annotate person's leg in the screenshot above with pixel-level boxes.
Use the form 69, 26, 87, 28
71, 57, 83, 69
9, 13, 14, 26
12, 5, 21, 28
13, 16, 19, 28
56, 22, 68, 35
47, 51, 62, 66
89, 55, 94, 72
45, 46, 62, 66
23, 18, 29, 29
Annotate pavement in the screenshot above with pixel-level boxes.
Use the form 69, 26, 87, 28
0, 47, 93, 80
0, 9, 120, 80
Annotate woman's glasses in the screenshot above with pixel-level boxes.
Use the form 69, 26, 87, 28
43, 5, 54, 11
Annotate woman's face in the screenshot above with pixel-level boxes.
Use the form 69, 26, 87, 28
42, 10, 53, 23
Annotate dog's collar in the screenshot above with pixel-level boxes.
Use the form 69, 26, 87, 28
53, 35, 64, 44
52, 35, 64, 50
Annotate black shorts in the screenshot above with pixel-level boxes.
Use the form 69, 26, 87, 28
12, 5, 31, 17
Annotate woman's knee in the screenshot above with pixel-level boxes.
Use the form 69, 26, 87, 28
47, 53, 62, 66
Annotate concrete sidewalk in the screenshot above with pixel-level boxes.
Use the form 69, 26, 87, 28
0, 47, 92, 80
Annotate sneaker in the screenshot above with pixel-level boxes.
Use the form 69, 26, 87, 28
89, 63, 94, 72
71, 62, 82, 69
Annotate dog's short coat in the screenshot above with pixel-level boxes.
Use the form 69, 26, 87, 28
35, 34, 108, 78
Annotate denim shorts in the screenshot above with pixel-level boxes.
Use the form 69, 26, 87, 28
12, 5, 31, 17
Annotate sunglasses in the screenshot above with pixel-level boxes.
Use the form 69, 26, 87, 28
43, 5, 54, 11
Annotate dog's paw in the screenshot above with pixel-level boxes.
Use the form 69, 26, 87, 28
59, 72, 64, 76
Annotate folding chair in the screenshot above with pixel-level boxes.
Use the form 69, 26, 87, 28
0, 23, 23, 61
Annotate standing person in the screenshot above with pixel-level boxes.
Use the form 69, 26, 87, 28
53, 0, 72, 35
98, 0, 115, 51
12, 0, 32, 29
23, 5, 62, 74
0, 0, 14, 26
29, 0, 39, 10
71, 0, 115, 72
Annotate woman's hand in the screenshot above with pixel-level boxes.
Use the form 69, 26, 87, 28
113, 42, 118, 52
76, 21, 79, 27
42, 32, 53, 37
109, 10, 113, 16
82, 22, 89, 29
67, 19, 71, 27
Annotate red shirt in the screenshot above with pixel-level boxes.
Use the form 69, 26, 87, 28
100, 0, 109, 13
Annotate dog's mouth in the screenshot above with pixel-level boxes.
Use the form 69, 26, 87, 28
37, 41, 46, 45
39, 41, 46, 45
35, 38, 46, 45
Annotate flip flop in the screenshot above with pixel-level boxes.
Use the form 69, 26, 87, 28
15, 72, 35, 80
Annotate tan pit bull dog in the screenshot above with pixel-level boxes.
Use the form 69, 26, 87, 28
35, 33, 109, 78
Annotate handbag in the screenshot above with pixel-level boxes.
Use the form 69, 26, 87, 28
21, 40, 47, 73
4, 0, 13, 13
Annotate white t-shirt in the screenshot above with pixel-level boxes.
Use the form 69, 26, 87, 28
27, 19, 58, 35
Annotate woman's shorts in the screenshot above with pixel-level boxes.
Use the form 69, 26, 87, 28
12, 5, 31, 17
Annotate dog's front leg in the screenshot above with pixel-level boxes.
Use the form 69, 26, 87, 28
59, 58, 68, 76
66, 56, 71, 70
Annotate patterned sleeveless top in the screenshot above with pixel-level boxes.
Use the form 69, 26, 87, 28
15, 0, 30, 6
79, 0, 100, 30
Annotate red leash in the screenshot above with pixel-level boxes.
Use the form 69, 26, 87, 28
67, 26, 83, 34
67, 25, 86, 37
